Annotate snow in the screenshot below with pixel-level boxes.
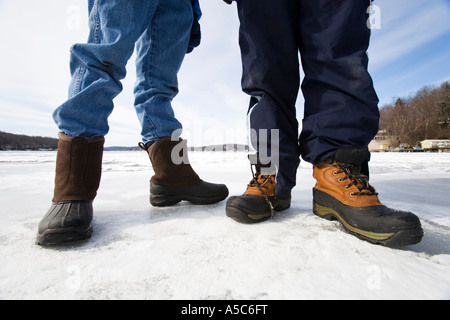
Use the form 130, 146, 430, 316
0, 150, 449, 300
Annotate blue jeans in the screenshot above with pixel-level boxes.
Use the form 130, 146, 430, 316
53, 0, 194, 143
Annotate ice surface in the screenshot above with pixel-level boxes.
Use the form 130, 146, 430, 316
0, 151, 449, 300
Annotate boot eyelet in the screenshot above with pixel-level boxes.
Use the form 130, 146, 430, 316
333, 171, 338, 175
338, 178, 343, 182
350, 192, 356, 197
345, 186, 350, 190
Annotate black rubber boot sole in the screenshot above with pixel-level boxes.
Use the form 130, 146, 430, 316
226, 206, 271, 224
36, 226, 93, 246
226, 194, 291, 224
150, 181, 229, 207
36, 201, 94, 246
313, 188, 423, 247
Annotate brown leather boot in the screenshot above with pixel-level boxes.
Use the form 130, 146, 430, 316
226, 156, 291, 224
36, 132, 104, 245
140, 137, 229, 207
313, 147, 423, 247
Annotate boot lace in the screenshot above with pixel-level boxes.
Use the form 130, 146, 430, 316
249, 165, 276, 217
334, 162, 378, 197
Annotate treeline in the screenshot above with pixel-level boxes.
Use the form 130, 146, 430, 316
379, 81, 450, 147
0, 131, 58, 150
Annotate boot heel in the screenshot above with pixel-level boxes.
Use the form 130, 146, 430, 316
150, 194, 182, 207
274, 195, 292, 212
313, 202, 338, 221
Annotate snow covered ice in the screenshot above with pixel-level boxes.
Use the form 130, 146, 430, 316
0, 150, 449, 300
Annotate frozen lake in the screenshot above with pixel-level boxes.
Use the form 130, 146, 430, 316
0, 150, 449, 300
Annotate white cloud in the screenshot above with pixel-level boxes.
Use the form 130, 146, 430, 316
369, 0, 450, 70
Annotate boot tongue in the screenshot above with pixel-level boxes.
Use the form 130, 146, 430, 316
251, 173, 274, 188
245, 165, 276, 197
341, 162, 361, 176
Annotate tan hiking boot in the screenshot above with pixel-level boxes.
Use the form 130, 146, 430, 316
313, 157, 423, 247
226, 163, 291, 224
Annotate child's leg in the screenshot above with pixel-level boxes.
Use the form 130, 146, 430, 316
38, 1, 158, 246
133, 0, 229, 207
298, 0, 380, 166
237, 0, 301, 196
134, 0, 193, 144
53, 0, 156, 138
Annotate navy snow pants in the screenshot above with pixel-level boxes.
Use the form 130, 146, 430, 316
237, 0, 380, 196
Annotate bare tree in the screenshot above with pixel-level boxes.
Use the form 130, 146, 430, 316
379, 81, 450, 147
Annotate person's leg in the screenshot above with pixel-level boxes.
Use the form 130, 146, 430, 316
238, 0, 301, 197
53, 0, 155, 138
226, 0, 300, 224
298, 0, 379, 166
298, 0, 423, 247
37, 0, 154, 246
133, 0, 192, 144
135, 0, 228, 206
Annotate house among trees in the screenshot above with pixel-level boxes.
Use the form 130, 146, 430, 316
369, 130, 392, 152
420, 139, 450, 152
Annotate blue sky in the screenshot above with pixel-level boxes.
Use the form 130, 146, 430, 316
0, 0, 449, 147
368, 0, 450, 105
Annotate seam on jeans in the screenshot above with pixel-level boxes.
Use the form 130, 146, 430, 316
141, 4, 160, 140
93, 0, 100, 44
73, 64, 86, 96
74, 0, 100, 96
73, 0, 99, 96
